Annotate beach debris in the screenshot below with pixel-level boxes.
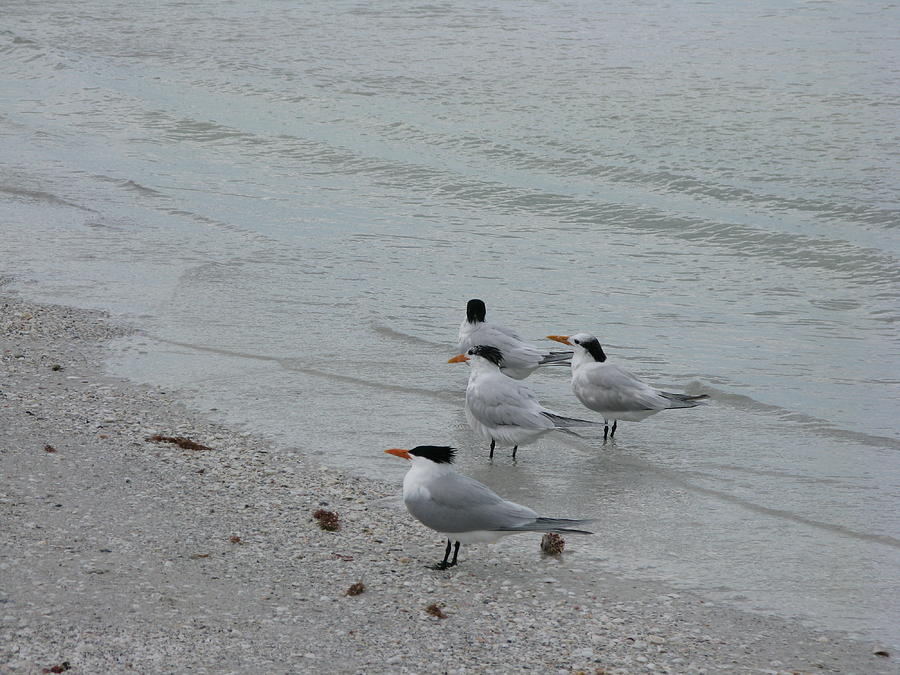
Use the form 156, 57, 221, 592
43, 444, 57, 453
425, 603, 447, 619
190, 553, 210, 559
345, 581, 365, 596
331, 553, 354, 561
313, 509, 341, 531
42, 662, 70, 674
50, 364, 62, 371
875, 650, 890, 657
145, 434, 212, 451
229, 536, 242, 544
540, 532, 565, 555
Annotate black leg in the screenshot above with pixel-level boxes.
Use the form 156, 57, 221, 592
610, 420, 617, 438
489, 439, 495, 458
512, 445, 518, 459
603, 421, 609, 441
431, 539, 453, 570
449, 541, 460, 566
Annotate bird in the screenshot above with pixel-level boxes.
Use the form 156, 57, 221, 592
547, 333, 708, 440
457, 298, 571, 379
384, 445, 593, 569
448, 344, 605, 458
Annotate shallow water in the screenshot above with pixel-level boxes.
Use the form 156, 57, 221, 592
2, 0, 898, 648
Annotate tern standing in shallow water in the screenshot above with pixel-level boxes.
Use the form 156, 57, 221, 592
449, 345, 605, 458
385, 445, 593, 569
457, 299, 571, 379
547, 333, 708, 440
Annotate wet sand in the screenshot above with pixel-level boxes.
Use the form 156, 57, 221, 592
0, 286, 894, 674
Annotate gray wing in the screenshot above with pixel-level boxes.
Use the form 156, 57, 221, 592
574, 362, 666, 412
405, 472, 538, 534
459, 322, 530, 354
467, 373, 556, 430
486, 321, 524, 343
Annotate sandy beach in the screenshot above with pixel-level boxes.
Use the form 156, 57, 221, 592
0, 285, 895, 674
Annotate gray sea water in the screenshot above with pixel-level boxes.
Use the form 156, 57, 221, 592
2, 0, 899, 649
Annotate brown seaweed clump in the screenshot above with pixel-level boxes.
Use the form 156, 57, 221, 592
540, 532, 565, 555
313, 509, 341, 531
425, 603, 447, 619
345, 581, 365, 596
146, 434, 212, 451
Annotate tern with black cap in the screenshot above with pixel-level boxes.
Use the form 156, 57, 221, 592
458, 299, 571, 379
449, 345, 605, 458
385, 445, 593, 569
547, 332, 708, 440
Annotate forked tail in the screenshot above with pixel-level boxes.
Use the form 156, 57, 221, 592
538, 351, 573, 366
497, 517, 594, 535
541, 411, 605, 427
660, 392, 709, 408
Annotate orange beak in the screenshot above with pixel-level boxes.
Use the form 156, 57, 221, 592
448, 354, 469, 363
546, 335, 572, 346
385, 448, 412, 460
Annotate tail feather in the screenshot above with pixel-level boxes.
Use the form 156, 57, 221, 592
660, 392, 709, 407
497, 516, 594, 535
541, 411, 605, 427
538, 351, 573, 366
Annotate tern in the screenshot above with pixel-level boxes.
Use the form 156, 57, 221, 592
448, 345, 604, 458
458, 299, 571, 379
547, 333, 708, 440
385, 445, 593, 569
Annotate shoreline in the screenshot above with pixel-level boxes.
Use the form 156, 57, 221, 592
0, 286, 894, 674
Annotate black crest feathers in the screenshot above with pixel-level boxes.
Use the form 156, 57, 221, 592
409, 446, 456, 464
468, 344, 504, 366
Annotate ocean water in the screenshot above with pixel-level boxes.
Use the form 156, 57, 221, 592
2, 0, 898, 648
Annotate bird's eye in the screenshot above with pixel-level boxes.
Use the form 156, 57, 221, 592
574, 339, 580, 345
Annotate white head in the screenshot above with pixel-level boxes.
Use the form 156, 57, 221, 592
448, 344, 504, 369
385, 445, 457, 470
547, 333, 607, 362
